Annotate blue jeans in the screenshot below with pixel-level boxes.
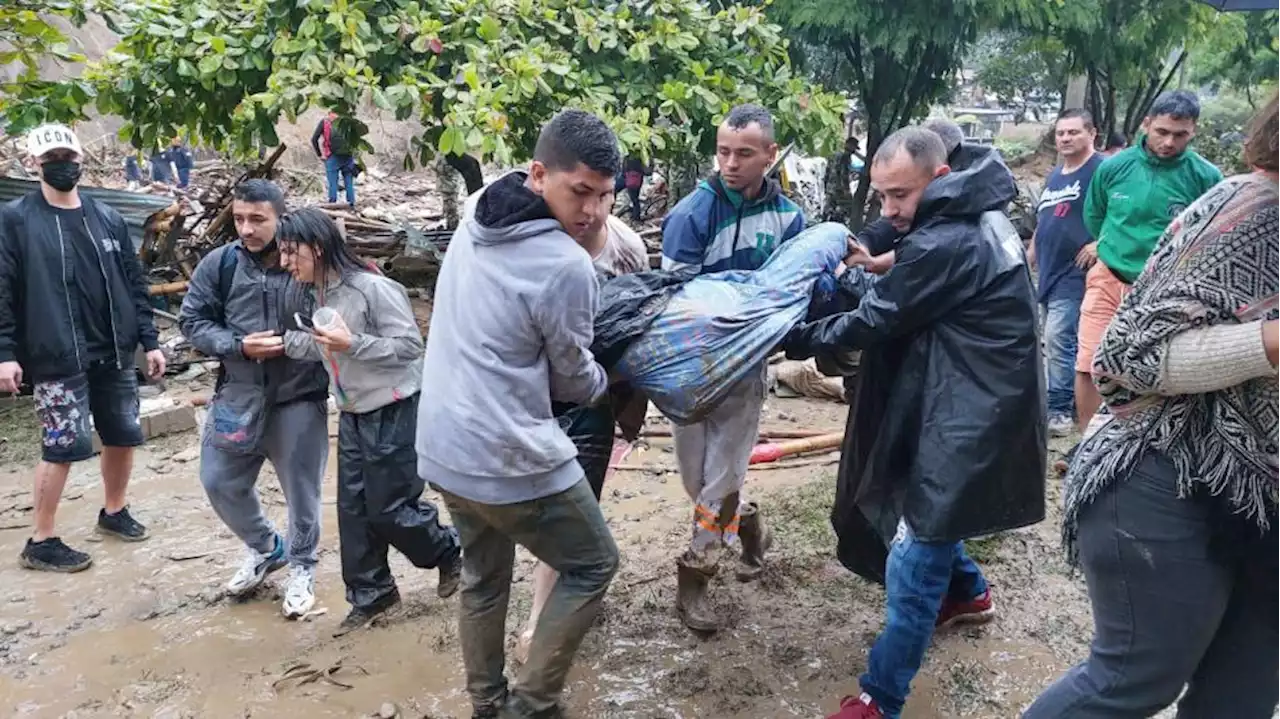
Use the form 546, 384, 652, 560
1042, 295, 1080, 418
325, 155, 356, 206
861, 521, 989, 718
435, 478, 619, 716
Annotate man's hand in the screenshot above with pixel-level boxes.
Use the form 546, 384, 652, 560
1026, 236, 1037, 270
844, 236, 874, 268
1264, 320, 1278, 368
314, 325, 354, 354
1075, 242, 1099, 270
145, 349, 166, 380
242, 331, 285, 361
0, 361, 22, 394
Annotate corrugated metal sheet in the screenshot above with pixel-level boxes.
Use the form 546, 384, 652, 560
0, 177, 177, 247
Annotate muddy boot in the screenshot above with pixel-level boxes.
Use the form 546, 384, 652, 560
736, 501, 773, 582
675, 552, 720, 633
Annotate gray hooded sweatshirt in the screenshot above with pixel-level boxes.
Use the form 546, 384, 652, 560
416, 172, 608, 504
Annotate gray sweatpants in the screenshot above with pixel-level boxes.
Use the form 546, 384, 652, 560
671, 364, 767, 553
199, 400, 329, 568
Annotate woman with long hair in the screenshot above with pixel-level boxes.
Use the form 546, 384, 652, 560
1025, 97, 1279, 717
279, 207, 461, 634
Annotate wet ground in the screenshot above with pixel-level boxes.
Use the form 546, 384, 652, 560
0, 393, 1094, 718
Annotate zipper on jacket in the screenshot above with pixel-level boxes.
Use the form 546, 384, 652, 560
54, 216, 84, 372
83, 217, 122, 369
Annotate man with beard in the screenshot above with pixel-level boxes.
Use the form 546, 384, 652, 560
784, 126, 1046, 719
0, 124, 166, 572
179, 179, 330, 619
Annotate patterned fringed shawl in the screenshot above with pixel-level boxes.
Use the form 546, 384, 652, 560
1063, 173, 1279, 561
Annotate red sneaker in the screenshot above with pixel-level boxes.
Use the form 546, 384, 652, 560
936, 588, 995, 629
827, 693, 884, 719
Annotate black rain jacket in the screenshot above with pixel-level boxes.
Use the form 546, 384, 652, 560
792, 146, 1046, 582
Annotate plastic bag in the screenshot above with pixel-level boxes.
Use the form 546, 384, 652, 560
591, 269, 692, 368
614, 222, 849, 424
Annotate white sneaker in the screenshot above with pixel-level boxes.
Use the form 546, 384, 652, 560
1049, 415, 1075, 438
282, 565, 316, 618
226, 535, 286, 595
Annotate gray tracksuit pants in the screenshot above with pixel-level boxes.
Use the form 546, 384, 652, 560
199, 400, 329, 568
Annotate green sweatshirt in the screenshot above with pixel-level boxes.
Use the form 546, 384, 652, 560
1083, 138, 1222, 283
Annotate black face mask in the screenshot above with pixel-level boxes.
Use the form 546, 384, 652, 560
41, 160, 82, 192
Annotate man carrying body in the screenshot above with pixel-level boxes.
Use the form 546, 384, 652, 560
0, 124, 165, 572
1027, 110, 1104, 437
784, 127, 1045, 719
179, 179, 330, 618
416, 109, 620, 719
311, 110, 357, 208
661, 103, 805, 632
1075, 91, 1222, 432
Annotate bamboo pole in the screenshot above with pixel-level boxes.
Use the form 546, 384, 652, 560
149, 281, 189, 296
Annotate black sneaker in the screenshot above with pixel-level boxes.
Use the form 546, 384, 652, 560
437, 551, 462, 599
333, 592, 401, 637
97, 506, 150, 542
20, 537, 93, 573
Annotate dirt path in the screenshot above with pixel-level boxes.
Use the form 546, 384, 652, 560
0, 395, 1091, 718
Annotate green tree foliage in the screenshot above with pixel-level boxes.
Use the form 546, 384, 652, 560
1189, 10, 1278, 107
767, 0, 997, 227
4, 0, 843, 193
0, 0, 109, 128
969, 31, 1064, 123
1010, 0, 1216, 140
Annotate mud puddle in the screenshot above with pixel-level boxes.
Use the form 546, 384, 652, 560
0, 397, 1098, 718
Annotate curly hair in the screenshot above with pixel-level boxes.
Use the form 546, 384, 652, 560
1244, 94, 1278, 173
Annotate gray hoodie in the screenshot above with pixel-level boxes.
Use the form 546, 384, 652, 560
283, 269, 423, 414
416, 172, 608, 504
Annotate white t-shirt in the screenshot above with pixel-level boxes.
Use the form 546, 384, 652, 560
591, 215, 648, 278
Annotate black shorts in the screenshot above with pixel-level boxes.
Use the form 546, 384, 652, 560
33, 362, 143, 464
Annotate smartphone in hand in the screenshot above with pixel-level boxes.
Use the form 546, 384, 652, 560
293, 312, 317, 334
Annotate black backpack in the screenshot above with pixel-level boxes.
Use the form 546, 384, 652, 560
326, 118, 352, 157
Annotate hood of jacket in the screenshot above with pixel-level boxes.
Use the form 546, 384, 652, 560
467, 171, 563, 246
914, 145, 1017, 225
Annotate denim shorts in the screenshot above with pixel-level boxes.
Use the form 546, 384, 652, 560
34, 362, 143, 463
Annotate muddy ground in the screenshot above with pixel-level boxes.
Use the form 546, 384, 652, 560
0, 385, 1095, 719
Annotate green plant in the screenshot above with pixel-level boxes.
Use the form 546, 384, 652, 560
1194, 92, 1255, 176
3, 0, 844, 193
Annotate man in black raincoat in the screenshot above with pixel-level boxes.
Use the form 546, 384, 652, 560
784, 127, 1046, 719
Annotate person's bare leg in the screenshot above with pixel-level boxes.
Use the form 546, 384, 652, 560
100, 446, 134, 514
32, 461, 73, 542
1075, 372, 1101, 434
516, 562, 559, 664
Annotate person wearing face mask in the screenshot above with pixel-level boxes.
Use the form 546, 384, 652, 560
416, 109, 620, 719
277, 208, 461, 636
178, 179, 331, 620
659, 103, 805, 633
0, 125, 166, 572
783, 127, 1045, 719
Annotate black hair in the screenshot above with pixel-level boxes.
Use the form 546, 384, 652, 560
723, 103, 776, 143
534, 109, 621, 176
845, 136, 861, 151
1148, 90, 1201, 122
875, 126, 948, 170
232, 179, 287, 217
1057, 108, 1095, 131
277, 207, 371, 281
1105, 130, 1128, 150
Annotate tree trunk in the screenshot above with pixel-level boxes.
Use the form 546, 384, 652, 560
445, 152, 484, 195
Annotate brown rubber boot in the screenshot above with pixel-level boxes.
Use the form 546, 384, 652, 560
675, 552, 720, 633
736, 501, 773, 582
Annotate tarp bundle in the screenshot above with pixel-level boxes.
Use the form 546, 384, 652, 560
610, 222, 849, 424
